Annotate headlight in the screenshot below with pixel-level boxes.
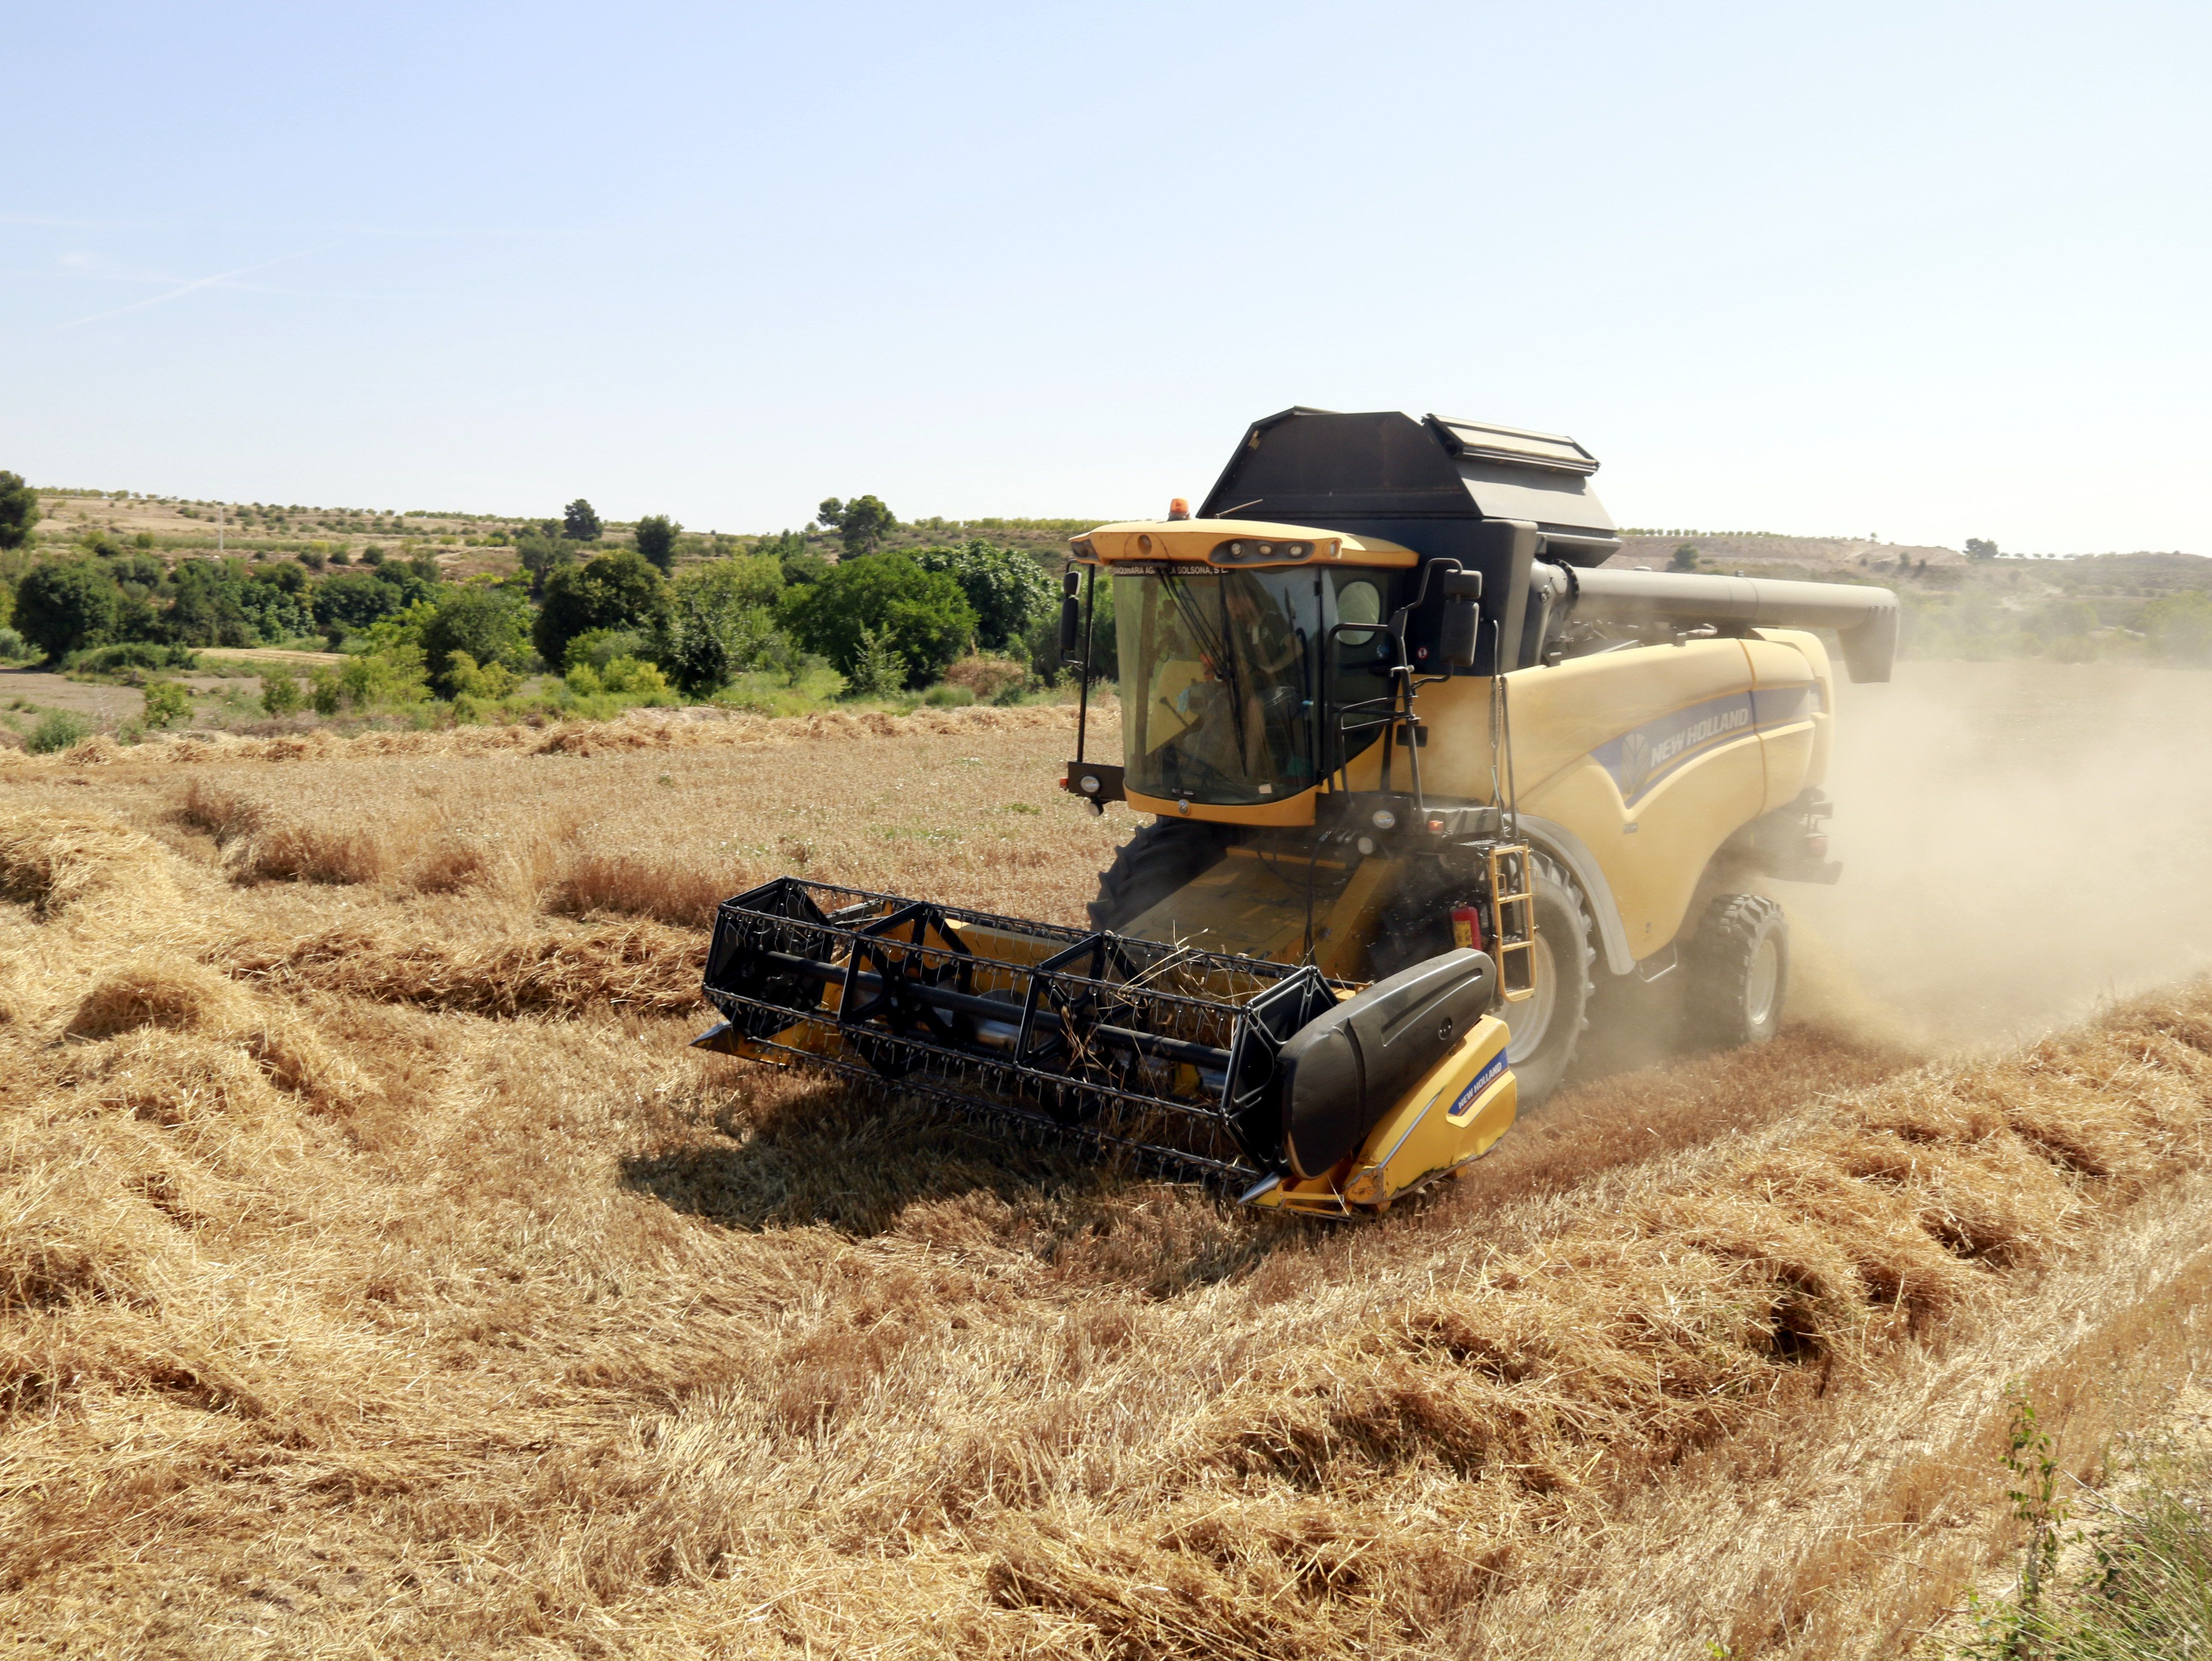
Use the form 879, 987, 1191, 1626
1209, 538, 1314, 566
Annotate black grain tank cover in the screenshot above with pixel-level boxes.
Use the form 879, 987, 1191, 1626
1197, 408, 1620, 674
1274, 947, 1498, 1181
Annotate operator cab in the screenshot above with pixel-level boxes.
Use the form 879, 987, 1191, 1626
1069, 519, 1419, 818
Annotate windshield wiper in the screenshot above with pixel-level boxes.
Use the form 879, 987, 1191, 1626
1158, 571, 1249, 766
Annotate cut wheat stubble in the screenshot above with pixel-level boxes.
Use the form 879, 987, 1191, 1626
1, 699, 2210, 1656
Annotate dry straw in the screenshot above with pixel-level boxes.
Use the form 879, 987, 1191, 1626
0, 713, 2208, 1656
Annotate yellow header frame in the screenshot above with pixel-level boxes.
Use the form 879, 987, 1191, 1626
1073, 518, 1419, 571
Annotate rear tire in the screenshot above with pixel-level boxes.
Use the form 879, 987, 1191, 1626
1502, 851, 1595, 1109
1087, 819, 1239, 932
1684, 893, 1788, 1047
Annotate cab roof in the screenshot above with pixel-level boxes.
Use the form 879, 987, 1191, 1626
1073, 518, 1419, 570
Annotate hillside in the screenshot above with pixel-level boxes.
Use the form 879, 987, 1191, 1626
12, 488, 2211, 690
19, 489, 1104, 580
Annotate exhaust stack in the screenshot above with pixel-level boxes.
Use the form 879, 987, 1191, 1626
1564, 567, 1900, 683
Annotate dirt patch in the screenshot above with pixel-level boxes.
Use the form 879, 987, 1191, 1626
0, 668, 142, 722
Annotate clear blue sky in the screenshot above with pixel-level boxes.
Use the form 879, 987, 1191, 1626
5, 2, 2205, 553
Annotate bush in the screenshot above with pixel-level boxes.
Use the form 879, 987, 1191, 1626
313, 571, 413, 642
563, 628, 652, 675
337, 651, 427, 709
660, 556, 786, 695
140, 678, 191, 730
843, 628, 906, 698
66, 641, 198, 675
260, 670, 302, 715
308, 669, 342, 716
0, 627, 27, 661
440, 652, 514, 701
163, 557, 257, 647
420, 585, 530, 697
921, 682, 975, 707
912, 541, 1057, 655
777, 552, 975, 689
14, 560, 120, 661
599, 656, 670, 699
26, 710, 90, 754
534, 550, 669, 669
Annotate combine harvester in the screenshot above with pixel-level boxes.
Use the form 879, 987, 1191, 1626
696, 409, 1897, 1216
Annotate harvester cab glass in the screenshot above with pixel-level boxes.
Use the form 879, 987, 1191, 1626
1117, 566, 1395, 807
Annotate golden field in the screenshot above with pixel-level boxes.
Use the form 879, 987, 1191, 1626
4, 669, 2212, 1657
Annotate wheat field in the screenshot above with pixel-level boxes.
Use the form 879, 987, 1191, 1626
5, 694, 2212, 1657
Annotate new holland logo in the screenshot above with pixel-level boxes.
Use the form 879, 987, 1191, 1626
1593, 692, 1759, 808
1448, 1048, 1511, 1118
1615, 730, 1654, 801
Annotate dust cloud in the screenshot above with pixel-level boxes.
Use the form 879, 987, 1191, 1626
1787, 659, 2212, 1046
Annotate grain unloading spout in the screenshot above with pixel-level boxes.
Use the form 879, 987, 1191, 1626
1563, 566, 1901, 683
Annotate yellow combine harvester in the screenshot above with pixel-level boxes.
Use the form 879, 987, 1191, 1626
697, 408, 1896, 1217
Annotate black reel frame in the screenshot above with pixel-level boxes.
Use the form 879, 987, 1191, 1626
699, 877, 1347, 1186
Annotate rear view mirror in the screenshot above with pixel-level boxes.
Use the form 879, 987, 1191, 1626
1439, 569, 1482, 670
1058, 569, 1083, 665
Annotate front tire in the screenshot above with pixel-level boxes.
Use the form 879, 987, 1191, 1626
1087, 819, 1239, 932
1684, 893, 1788, 1047
1502, 851, 1595, 1109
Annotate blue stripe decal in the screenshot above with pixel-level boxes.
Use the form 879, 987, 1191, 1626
1590, 683, 1818, 809
1448, 1048, 1511, 1118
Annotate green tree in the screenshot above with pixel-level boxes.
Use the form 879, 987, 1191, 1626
1668, 543, 1699, 572
782, 546, 832, 585
312, 570, 414, 642
817, 494, 896, 557
14, 560, 120, 660
1964, 537, 2000, 560
165, 558, 254, 647
238, 569, 314, 643
634, 514, 680, 573
515, 526, 574, 598
0, 472, 38, 552
371, 560, 436, 608
533, 548, 670, 669
911, 540, 1056, 654
660, 554, 786, 696
420, 585, 531, 697
563, 499, 602, 542
777, 552, 974, 689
